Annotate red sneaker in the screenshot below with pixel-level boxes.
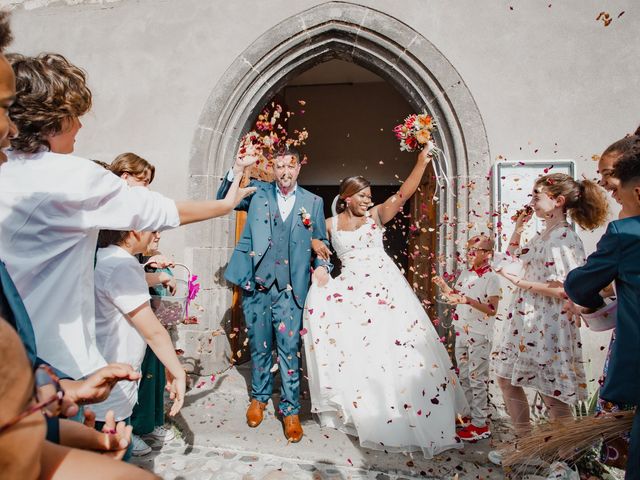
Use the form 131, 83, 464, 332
458, 423, 491, 441
455, 415, 471, 429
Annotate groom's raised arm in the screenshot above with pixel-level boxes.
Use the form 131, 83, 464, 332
311, 197, 332, 272
216, 169, 254, 212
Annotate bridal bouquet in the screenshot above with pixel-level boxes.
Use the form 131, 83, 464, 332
392, 113, 436, 153
238, 102, 309, 182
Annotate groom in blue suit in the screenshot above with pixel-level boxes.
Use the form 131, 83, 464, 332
217, 146, 331, 442
564, 152, 640, 479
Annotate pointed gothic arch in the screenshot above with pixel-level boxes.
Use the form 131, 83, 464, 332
184, 2, 491, 371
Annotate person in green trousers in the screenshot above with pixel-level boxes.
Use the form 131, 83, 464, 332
109, 154, 178, 456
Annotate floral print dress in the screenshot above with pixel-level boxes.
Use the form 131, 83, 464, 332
494, 224, 588, 404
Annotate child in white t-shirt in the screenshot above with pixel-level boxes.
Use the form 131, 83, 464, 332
91, 228, 186, 435
434, 234, 501, 442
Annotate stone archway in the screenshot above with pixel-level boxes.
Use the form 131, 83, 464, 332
184, 1, 491, 373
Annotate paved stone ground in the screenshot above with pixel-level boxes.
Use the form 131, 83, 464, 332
127, 365, 624, 479
131, 435, 506, 480
130, 365, 513, 479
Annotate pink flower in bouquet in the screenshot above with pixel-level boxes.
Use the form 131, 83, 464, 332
393, 112, 437, 153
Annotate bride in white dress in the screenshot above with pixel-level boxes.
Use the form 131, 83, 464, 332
303, 147, 468, 457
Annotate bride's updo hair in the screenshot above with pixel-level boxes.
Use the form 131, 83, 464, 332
336, 176, 371, 213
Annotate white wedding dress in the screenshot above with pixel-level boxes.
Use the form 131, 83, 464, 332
303, 214, 468, 457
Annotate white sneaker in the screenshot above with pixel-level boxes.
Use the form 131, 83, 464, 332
547, 461, 579, 480
488, 449, 548, 469
148, 425, 175, 442
131, 434, 152, 456
488, 449, 503, 465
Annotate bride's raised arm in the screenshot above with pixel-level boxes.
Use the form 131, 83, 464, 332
372, 144, 433, 225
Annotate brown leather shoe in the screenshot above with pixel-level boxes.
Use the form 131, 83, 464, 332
246, 399, 267, 428
283, 414, 303, 443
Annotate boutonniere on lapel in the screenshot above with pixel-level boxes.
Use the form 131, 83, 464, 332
299, 207, 313, 229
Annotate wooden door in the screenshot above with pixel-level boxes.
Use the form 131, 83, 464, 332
229, 211, 248, 364
407, 163, 441, 330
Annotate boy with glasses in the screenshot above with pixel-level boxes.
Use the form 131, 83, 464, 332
434, 234, 501, 441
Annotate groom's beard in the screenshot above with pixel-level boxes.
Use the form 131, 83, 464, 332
277, 178, 294, 194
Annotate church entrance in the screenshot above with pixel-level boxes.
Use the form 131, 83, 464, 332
187, 2, 490, 371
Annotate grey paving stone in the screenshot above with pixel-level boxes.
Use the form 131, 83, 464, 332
240, 455, 260, 462
298, 463, 317, 471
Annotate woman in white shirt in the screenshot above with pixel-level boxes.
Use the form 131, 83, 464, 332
0, 53, 254, 380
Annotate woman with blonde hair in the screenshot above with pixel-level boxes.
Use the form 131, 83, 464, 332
110, 152, 155, 187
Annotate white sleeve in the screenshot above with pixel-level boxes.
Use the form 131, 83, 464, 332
486, 273, 502, 298
106, 262, 151, 315
80, 167, 180, 231
547, 232, 586, 283
226, 169, 235, 181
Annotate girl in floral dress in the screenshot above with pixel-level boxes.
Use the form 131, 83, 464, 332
493, 173, 608, 438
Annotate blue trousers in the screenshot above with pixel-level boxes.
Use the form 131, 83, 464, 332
627, 407, 640, 480
242, 285, 303, 416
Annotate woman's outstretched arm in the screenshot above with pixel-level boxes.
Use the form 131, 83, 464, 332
373, 145, 432, 225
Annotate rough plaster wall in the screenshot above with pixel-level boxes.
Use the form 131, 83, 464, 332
6, 0, 638, 376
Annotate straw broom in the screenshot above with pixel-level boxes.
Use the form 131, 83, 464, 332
500, 410, 635, 467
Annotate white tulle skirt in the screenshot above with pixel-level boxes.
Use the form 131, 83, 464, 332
303, 248, 468, 457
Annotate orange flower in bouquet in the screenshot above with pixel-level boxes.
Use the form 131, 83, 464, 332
393, 113, 435, 153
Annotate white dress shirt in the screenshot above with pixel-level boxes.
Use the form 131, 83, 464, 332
0, 151, 180, 379
275, 183, 297, 221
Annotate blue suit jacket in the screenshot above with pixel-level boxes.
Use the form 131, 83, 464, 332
217, 176, 331, 307
564, 216, 640, 406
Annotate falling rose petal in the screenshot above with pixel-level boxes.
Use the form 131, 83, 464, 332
278, 322, 286, 332
300, 327, 308, 336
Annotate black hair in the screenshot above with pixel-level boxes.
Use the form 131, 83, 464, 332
613, 141, 640, 187
0, 12, 12, 53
